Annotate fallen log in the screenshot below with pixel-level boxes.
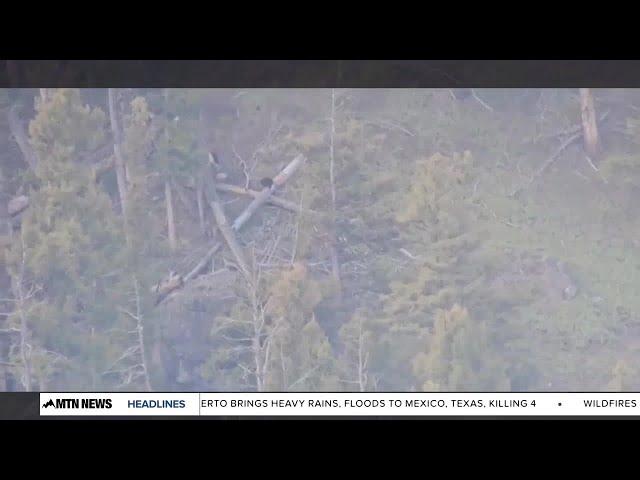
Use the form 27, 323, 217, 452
154, 153, 307, 307
210, 200, 251, 281
183, 242, 222, 283
152, 243, 222, 307
215, 183, 301, 213
232, 153, 305, 231
205, 159, 252, 281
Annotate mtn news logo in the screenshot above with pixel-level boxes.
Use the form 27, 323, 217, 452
42, 398, 112, 409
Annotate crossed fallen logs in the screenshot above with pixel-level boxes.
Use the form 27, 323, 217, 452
0, 153, 307, 306
152, 153, 306, 307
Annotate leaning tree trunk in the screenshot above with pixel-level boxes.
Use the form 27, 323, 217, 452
579, 88, 601, 160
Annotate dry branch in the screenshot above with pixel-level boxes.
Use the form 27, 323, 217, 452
510, 131, 583, 197
532, 110, 610, 143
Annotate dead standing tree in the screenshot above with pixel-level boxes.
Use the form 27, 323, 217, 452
510, 104, 610, 198
338, 315, 371, 392
327, 89, 343, 300
106, 277, 153, 391
213, 246, 280, 392
108, 89, 130, 221
579, 88, 601, 161
0, 235, 46, 391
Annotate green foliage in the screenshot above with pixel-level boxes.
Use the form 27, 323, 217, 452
262, 262, 339, 391
382, 151, 483, 332
151, 89, 205, 179
2, 88, 640, 393
205, 262, 340, 391
121, 95, 168, 272
412, 305, 511, 391
6, 89, 128, 389
29, 89, 106, 161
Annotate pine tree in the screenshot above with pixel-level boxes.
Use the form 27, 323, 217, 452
207, 261, 340, 391
6, 89, 129, 390
104, 95, 162, 391
412, 304, 511, 391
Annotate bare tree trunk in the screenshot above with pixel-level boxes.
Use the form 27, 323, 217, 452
113, 279, 154, 390
204, 154, 251, 279
329, 89, 337, 211
250, 277, 265, 392
357, 318, 368, 392
165, 180, 177, 251
108, 89, 129, 219
196, 177, 207, 236
248, 247, 278, 393
0, 365, 7, 391
210, 199, 251, 280
14, 238, 31, 392
133, 276, 153, 392
328, 89, 343, 299
579, 88, 601, 160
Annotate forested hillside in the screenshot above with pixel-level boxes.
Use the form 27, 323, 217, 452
0, 88, 638, 392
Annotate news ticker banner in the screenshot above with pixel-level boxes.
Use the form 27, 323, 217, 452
36, 392, 640, 417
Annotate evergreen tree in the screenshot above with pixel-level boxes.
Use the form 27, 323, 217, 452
412, 304, 511, 391
6, 89, 128, 390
